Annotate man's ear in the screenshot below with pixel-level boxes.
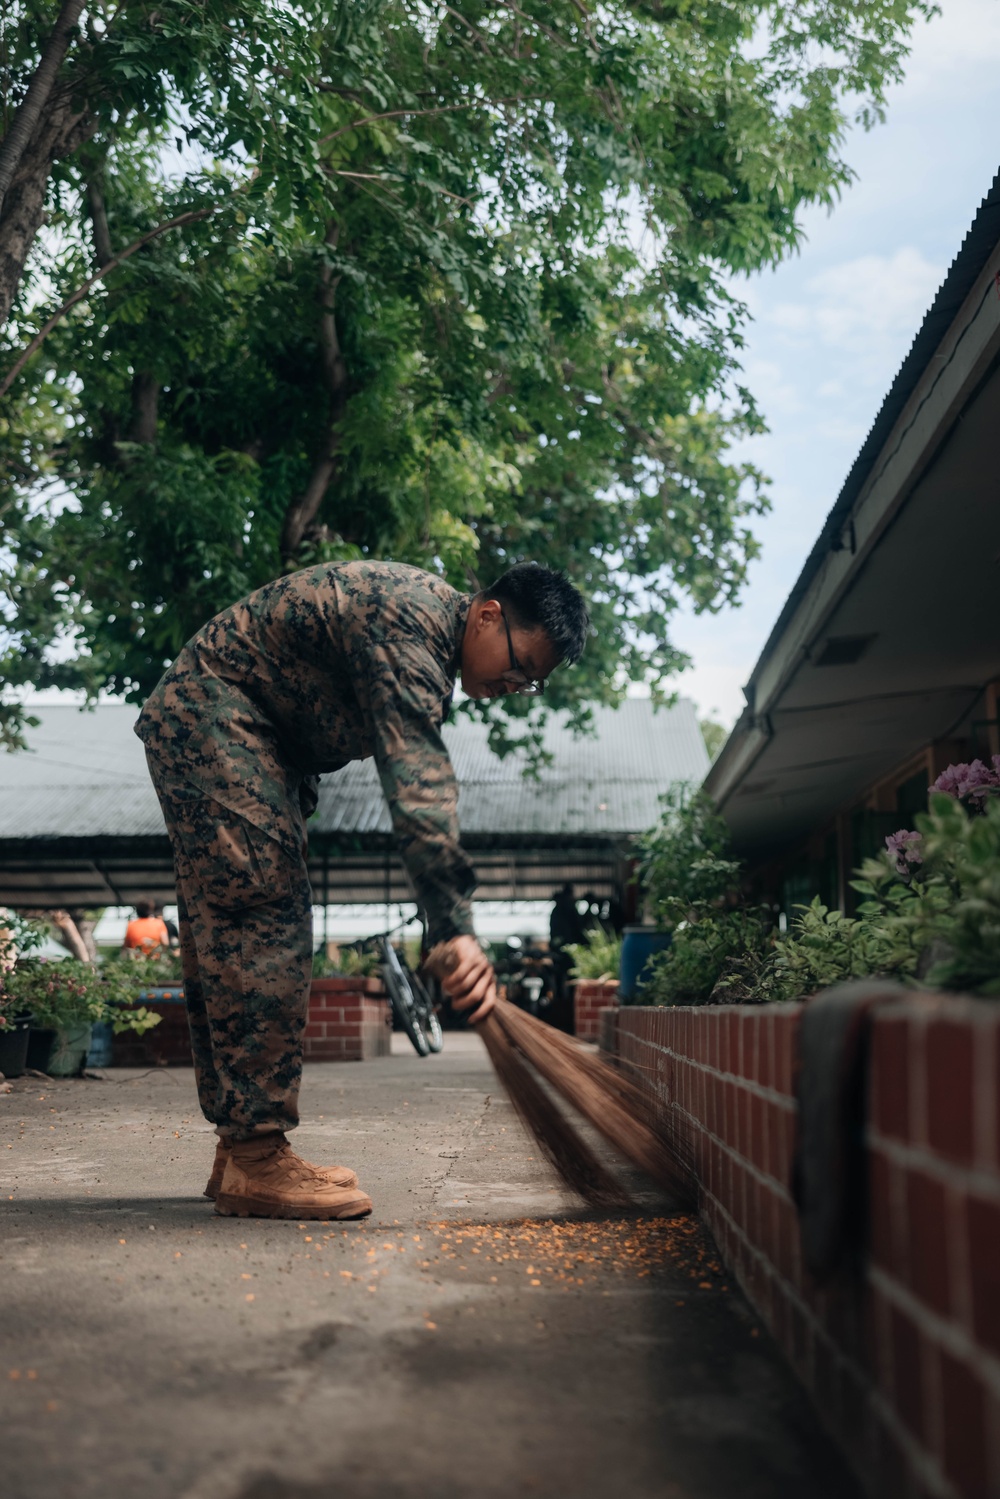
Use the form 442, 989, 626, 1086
476, 596, 502, 629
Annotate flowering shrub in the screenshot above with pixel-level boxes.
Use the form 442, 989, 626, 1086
884, 757, 1000, 880
858, 792, 1000, 996
885, 828, 923, 876
3, 947, 163, 1036
640, 760, 1000, 1004
0, 913, 46, 1030
931, 756, 1000, 802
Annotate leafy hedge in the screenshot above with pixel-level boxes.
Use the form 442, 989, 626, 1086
635, 770, 1000, 1005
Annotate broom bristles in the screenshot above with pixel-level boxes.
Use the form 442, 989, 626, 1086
498, 1005, 696, 1177
478, 1011, 631, 1209
495, 1000, 694, 1206
501, 1006, 665, 1128
423, 942, 693, 1208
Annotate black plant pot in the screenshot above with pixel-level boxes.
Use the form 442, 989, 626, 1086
0, 1017, 31, 1078
25, 1027, 56, 1073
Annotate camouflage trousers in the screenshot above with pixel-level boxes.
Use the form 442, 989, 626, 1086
146, 752, 313, 1141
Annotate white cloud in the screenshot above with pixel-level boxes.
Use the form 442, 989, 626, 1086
900, 0, 1000, 87
739, 356, 807, 418
766, 247, 944, 399
805, 248, 942, 353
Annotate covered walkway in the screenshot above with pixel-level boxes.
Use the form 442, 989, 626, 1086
0, 698, 708, 909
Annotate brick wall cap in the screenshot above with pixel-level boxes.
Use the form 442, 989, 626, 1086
309, 977, 386, 996
873, 991, 998, 1021
618, 1002, 803, 1017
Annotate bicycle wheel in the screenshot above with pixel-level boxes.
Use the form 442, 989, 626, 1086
383, 964, 430, 1057
409, 972, 444, 1053
422, 1008, 444, 1053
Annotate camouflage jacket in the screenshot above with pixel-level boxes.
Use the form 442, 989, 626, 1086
136, 561, 476, 942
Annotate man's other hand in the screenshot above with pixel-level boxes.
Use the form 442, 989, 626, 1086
436, 935, 496, 1024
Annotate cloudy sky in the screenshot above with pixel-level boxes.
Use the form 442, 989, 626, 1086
671, 0, 1000, 727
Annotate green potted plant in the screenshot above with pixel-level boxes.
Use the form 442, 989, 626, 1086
5, 955, 162, 1077
565, 927, 623, 1039
0, 986, 33, 1078
311, 944, 382, 980
0, 912, 46, 1077
566, 927, 623, 984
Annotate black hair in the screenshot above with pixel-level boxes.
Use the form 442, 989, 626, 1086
485, 563, 589, 665
135, 900, 154, 919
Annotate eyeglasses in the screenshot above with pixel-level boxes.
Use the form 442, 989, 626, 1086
500, 612, 545, 696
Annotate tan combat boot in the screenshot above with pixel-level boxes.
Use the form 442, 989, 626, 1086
203, 1139, 358, 1200
214, 1134, 373, 1220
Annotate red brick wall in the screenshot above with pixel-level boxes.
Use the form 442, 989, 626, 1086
604, 998, 1000, 1499
112, 999, 193, 1067
112, 979, 392, 1065
304, 978, 391, 1061
573, 979, 619, 1041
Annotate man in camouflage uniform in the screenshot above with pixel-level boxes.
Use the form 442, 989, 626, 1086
137, 560, 589, 1220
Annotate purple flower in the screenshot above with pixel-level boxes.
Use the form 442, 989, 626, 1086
959, 759, 999, 801
885, 829, 923, 876
932, 763, 967, 797
932, 759, 1000, 802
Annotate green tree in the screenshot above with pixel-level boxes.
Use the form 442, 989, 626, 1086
1, 1, 935, 750
699, 717, 729, 761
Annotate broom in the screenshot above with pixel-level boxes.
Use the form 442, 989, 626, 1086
424, 944, 695, 1210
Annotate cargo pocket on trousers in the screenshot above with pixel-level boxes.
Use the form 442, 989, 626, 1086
170, 797, 295, 912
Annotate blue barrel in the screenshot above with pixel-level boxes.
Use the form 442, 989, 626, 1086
86, 1020, 115, 1068
137, 987, 185, 1004
619, 926, 671, 1000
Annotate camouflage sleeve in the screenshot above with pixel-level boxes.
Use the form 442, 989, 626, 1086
346, 637, 476, 944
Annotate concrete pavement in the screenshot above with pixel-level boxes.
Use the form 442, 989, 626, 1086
2, 1033, 860, 1499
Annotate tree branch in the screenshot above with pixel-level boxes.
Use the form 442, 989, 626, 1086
0, 196, 237, 398
0, 0, 86, 215
317, 97, 521, 148
329, 168, 476, 209
279, 222, 349, 564
85, 176, 113, 267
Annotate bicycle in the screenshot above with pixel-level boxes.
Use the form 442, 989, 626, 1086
368, 918, 444, 1058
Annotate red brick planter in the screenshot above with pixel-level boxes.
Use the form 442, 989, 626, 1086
304, 977, 391, 1061
111, 977, 391, 1066
601, 997, 1000, 1499
112, 996, 193, 1067
572, 978, 619, 1041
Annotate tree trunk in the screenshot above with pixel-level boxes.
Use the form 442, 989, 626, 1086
66, 910, 100, 963
46, 909, 91, 964
279, 225, 349, 564
129, 371, 159, 444
86, 176, 113, 268
0, 101, 96, 329
0, 0, 85, 213
0, 145, 52, 330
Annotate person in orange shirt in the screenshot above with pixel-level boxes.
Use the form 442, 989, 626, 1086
122, 901, 169, 957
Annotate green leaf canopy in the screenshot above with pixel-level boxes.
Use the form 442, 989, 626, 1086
0, 0, 934, 751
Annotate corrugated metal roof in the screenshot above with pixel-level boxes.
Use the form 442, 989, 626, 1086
0, 698, 707, 843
